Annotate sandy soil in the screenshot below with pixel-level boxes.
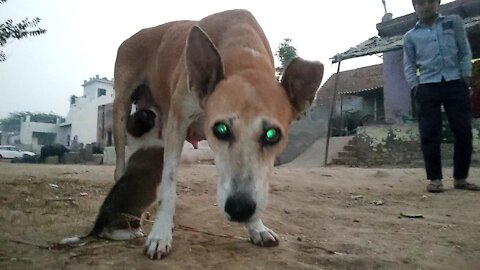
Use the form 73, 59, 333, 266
1, 161, 480, 270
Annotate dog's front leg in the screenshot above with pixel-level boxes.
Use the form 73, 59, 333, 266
144, 114, 187, 260
246, 218, 279, 247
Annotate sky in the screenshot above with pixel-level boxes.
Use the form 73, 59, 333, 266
0, 0, 455, 119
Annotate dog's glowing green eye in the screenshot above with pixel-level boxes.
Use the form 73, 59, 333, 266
215, 123, 227, 134
212, 122, 232, 141
266, 128, 277, 140
262, 128, 281, 145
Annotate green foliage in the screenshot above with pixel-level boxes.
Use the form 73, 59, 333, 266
0, 0, 47, 61
0, 112, 64, 132
275, 38, 298, 79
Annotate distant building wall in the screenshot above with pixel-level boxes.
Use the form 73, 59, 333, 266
97, 103, 113, 147
19, 115, 58, 145
69, 101, 100, 145
338, 95, 363, 115
8, 134, 20, 145
383, 50, 412, 124
362, 91, 385, 121
66, 76, 114, 145
82, 75, 115, 102
57, 125, 71, 146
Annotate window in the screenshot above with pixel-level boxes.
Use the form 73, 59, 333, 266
98, 88, 107, 97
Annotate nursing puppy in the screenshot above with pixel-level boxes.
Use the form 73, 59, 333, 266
91, 107, 162, 240
111, 9, 324, 259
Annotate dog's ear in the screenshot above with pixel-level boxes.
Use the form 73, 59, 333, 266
281, 57, 324, 118
186, 26, 224, 106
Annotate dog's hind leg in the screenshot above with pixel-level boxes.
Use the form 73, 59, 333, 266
113, 38, 151, 181
112, 72, 148, 181
112, 91, 131, 181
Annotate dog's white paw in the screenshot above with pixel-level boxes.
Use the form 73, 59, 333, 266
247, 220, 279, 247
144, 228, 173, 259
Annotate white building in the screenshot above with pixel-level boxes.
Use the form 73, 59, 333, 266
16, 75, 114, 151
64, 75, 114, 146
19, 115, 62, 152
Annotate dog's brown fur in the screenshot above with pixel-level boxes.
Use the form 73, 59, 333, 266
110, 9, 324, 260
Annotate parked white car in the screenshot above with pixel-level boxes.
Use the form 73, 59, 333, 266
0, 145, 36, 159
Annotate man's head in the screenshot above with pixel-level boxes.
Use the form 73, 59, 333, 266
412, 0, 441, 23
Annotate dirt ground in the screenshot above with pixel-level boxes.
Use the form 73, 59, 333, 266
1, 161, 480, 270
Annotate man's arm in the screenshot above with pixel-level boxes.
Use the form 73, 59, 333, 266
454, 15, 472, 82
403, 33, 418, 90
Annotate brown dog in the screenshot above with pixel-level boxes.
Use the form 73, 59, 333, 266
111, 9, 324, 260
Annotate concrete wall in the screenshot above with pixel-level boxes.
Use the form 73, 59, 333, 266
383, 50, 412, 124
354, 121, 480, 166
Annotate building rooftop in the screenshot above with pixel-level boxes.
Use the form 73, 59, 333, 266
82, 75, 114, 87
332, 0, 480, 63
320, 64, 383, 95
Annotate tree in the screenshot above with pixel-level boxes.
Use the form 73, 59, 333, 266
275, 38, 298, 79
0, 0, 47, 61
0, 112, 64, 133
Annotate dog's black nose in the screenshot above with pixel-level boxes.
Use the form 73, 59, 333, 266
224, 193, 256, 222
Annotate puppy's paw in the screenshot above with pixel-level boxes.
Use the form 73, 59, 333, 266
100, 228, 145, 241
248, 225, 279, 247
144, 229, 172, 260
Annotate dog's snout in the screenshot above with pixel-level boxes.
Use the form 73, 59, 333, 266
224, 192, 256, 222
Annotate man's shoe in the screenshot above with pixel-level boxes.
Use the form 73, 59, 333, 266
454, 180, 480, 191
426, 180, 444, 193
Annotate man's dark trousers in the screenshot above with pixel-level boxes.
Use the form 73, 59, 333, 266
416, 79, 472, 181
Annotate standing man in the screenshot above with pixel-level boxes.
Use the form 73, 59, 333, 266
403, 0, 479, 192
